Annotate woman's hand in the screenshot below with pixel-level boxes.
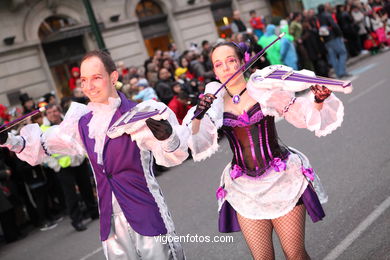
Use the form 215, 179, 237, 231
310, 85, 332, 103
194, 93, 217, 120
145, 118, 173, 141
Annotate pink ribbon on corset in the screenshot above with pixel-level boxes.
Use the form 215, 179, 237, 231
301, 167, 315, 181
237, 110, 250, 125
230, 164, 244, 180
216, 186, 227, 200
270, 157, 287, 172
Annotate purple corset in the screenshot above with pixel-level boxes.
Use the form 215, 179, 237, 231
222, 103, 289, 178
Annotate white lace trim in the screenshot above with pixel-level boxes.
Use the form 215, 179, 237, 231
140, 150, 175, 233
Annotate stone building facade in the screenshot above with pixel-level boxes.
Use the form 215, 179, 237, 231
0, 0, 271, 106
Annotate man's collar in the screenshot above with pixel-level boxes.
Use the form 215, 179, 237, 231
117, 91, 136, 114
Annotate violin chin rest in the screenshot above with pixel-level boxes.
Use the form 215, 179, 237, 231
343, 86, 353, 94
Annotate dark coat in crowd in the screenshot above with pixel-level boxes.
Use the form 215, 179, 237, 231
154, 79, 174, 105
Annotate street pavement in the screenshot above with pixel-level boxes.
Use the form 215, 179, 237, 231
0, 51, 389, 260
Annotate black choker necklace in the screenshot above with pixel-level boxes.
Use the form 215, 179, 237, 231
225, 87, 247, 104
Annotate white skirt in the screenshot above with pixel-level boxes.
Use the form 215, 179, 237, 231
218, 151, 310, 220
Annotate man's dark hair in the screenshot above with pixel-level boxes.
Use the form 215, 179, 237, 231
201, 40, 209, 47
43, 92, 55, 103
292, 12, 301, 21
44, 103, 61, 115
318, 4, 325, 14
81, 50, 116, 74
60, 97, 73, 113
249, 9, 256, 15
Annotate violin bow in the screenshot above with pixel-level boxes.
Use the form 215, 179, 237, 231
0, 106, 47, 134
191, 32, 285, 120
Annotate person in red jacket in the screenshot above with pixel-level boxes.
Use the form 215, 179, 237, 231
168, 91, 192, 124
68, 67, 80, 91
249, 9, 265, 39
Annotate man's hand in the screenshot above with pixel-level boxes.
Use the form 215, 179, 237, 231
194, 93, 216, 120
145, 118, 173, 141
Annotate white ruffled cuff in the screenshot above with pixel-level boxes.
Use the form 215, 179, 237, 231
186, 113, 220, 162
1, 133, 25, 153
17, 124, 48, 166
159, 132, 181, 153
307, 93, 344, 137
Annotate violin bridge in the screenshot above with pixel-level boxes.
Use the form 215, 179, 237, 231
281, 70, 294, 80
263, 67, 279, 78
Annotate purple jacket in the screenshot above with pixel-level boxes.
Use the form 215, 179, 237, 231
78, 92, 168, 241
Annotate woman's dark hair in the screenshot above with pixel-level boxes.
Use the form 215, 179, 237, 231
292, 12, 301, 21
178, 55, 189, 68
81, 50, 116, 74
209, 41, 249, 64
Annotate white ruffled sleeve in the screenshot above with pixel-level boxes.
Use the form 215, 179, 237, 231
1, 102, 89, 166
247, 72, 344, 137
182, 81, 225, 161
107, 100, 190, 167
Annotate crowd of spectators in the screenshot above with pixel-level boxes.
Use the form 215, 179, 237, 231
1, 0, 390, 245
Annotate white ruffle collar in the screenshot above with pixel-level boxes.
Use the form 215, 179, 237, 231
87, 97, 121, 164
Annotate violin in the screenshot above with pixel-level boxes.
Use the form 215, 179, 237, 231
107, 105, 168, 139
248, 65, 353, 94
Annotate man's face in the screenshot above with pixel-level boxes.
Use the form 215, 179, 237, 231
46, 106, 62, 125
233, 11, 240, 19
24, 100, 34, 110
48, 96, 56, 105
72, 71, 80, 78
159, 68, 171, 80
129, 78, 139, 91
80, 56, 118, 104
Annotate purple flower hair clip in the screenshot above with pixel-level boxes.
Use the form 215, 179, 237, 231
244, 51, 251, 63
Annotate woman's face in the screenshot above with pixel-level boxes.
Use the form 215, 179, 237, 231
172, 84, 181, 94
163, 60, 170, 69
181, 57, 188, 68
211, 45, 244, 86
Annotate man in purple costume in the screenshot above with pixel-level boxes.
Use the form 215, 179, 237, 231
0, 50, 189, 260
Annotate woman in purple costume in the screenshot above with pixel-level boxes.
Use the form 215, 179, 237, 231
183, 42, 344, 260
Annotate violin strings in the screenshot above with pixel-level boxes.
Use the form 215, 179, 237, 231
266, 70, 347, 86
269, 71, 344, 84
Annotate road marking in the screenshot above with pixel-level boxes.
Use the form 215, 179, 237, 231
323, 196, 390, 260
350, 63, 377, 75
348, 79, 386, 104
79, 247, 103, 260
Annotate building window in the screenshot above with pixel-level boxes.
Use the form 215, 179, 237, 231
38, 16, 77, 40
135, 0, 163, 18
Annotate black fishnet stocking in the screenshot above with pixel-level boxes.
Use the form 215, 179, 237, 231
237, 214, 275, 260
237, 205, 310, 260
272, 204, 310, 260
